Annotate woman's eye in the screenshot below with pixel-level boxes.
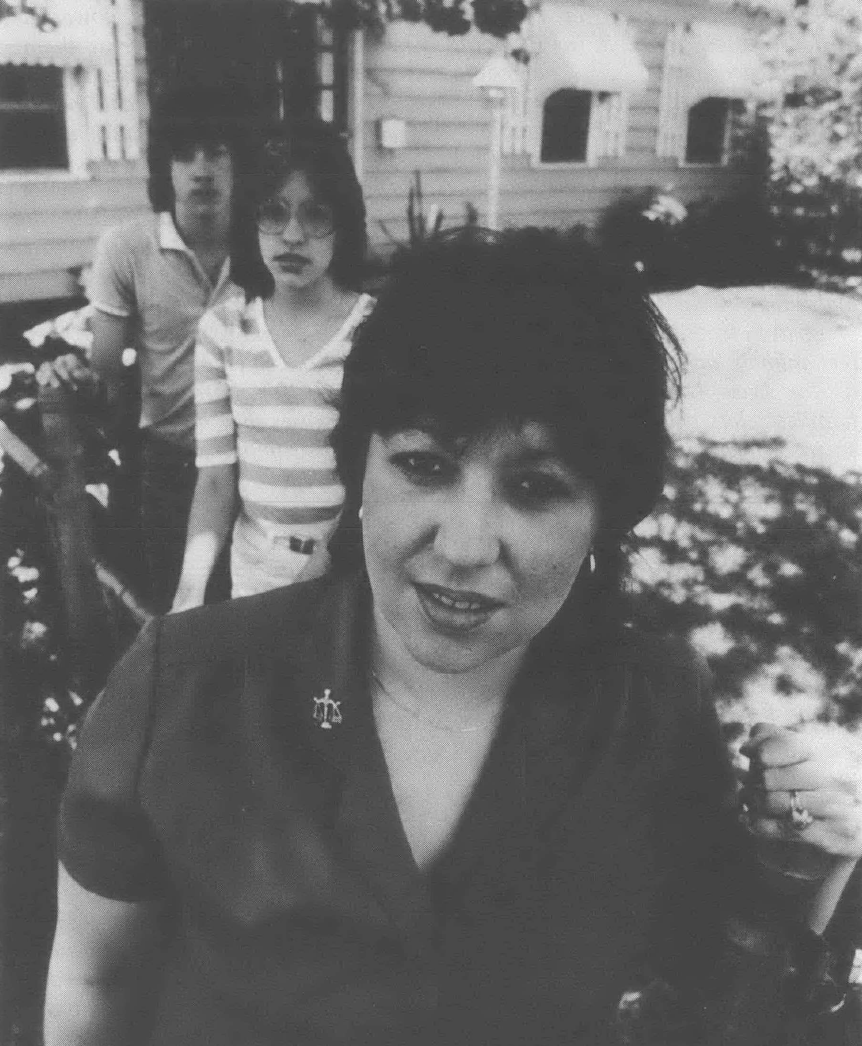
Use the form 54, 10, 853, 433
391, 452, 451, 484
510, 473, 569, 506
306, 203, 331, 221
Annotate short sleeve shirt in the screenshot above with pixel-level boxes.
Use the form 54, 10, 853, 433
194, 293, 375, 547
57, 576, 798, 1046
89, 213, 239, 449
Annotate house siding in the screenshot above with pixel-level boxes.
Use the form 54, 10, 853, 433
0, 0, 150, 304
360, 1, 756, 248
0, 0, 760, 303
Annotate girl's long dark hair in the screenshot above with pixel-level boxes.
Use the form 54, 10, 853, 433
230, 119, 367, 298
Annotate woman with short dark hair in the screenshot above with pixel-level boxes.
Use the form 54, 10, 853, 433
47, 231, 861, 1046
172, 118, 373, 608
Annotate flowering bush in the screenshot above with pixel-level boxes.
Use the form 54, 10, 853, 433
597, 188, 787, 290
642, 193, 688, 227
597, 188, 691, 289
759, 0, 862, 273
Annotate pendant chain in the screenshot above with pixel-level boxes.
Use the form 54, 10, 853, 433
369, 670, 499, 735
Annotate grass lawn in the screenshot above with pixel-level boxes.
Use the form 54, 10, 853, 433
654, 285, 862, 477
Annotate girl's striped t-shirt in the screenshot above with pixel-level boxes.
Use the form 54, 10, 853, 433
194, 292, 374, 547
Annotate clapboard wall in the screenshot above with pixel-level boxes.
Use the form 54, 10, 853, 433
0, 0, 150, 304
0, 0, 760, 303
361, 0, 758, 248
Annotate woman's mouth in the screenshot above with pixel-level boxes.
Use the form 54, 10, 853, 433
414, 583, 504, 632
273, 253, 309, 273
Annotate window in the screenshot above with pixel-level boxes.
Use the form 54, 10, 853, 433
685, 96, 730, 164
657, 21, 757, 163
541, 88, 591, 163
0, 64, 68, 170
523, 5, 641, 166
0, 0, 138, 175
314, 13, 348, 131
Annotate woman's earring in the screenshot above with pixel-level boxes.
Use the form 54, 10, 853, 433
358, 505, 364, 521
588, 549, 596, 575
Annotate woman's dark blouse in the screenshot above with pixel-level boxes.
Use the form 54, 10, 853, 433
59, 573, 778, 1046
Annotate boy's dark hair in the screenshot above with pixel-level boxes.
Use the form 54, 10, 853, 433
147, 85, 252, 213
329, 228, 684, 633
230, 118, 367, 296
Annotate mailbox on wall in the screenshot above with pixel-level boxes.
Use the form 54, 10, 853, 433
377, 117, 407, 149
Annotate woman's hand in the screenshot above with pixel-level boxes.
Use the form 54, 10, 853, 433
741, 722, 862, 933
741, 723, 862, 862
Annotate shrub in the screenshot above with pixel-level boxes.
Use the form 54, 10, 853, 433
682, 192, 790, 286
596, 188, 691, 290
597, 187, 790, 290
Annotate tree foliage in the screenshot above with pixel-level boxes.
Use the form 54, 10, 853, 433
759, 0, 862, 268
327, 0, 527, 38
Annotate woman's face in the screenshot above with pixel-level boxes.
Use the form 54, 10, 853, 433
257, 170, 336, 292
361, 421, 600, 674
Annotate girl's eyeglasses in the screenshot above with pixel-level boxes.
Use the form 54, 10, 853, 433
256, 198, 335, 239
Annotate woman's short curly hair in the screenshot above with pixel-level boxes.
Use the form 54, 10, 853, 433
329, 228, 684, 602
230, 119, 367, 297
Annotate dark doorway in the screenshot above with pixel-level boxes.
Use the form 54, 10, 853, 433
144, 0, 348, 132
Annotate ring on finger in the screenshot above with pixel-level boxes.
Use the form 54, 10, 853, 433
788, 789, 815, 831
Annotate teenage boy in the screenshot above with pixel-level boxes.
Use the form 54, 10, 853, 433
44, 87, 245, 612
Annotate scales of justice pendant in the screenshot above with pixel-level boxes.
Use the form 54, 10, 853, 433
312, 689, 342, 729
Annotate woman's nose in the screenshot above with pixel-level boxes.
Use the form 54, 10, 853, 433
433, 489, 500, 568
281, 211, 305, 243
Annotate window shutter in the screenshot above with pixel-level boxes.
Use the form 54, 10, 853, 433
587, 15, 632, 163
601, 16, 632, 160
657, 23, 686, 159
585, 92, 627, 163
601, 91, 627, 159
501, 59, 531, 156
93, 0, 139, 161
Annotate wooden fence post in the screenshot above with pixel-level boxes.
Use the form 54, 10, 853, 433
37, 385, 116, 696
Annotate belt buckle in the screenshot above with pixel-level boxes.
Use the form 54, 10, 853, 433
288, 536, 316, 556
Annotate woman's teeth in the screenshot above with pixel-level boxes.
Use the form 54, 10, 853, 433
425, 588, 494, 612
432, 592, 481, 611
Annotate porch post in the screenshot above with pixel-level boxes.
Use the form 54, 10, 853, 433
486, 91, 504, 230
351, 28, 365, 183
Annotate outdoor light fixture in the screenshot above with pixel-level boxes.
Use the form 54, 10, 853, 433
472, 54, 519, 230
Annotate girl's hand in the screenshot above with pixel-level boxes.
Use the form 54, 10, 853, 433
170, 583, 205, 614
741, 722, 862, 862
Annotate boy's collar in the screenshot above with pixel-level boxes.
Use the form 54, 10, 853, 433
157, 211, 191, 254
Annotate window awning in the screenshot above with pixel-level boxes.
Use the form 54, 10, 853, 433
530, 4, 649, 98
0, 0, 110, 68
684, 22, 764, 102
